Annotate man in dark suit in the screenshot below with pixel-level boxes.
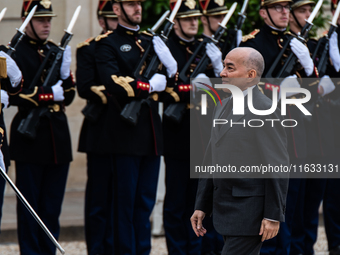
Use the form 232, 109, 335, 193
191, 47, 289, 255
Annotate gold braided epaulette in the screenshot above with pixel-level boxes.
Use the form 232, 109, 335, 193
284, 31, 294, 36
47, 39, 58, 47
77, 37, 95, 49
242, 29, 260, 43
140, 31, 153, 37
95, 30, 113, 42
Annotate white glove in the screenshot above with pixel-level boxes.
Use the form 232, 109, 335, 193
0, 51, 22, 87
149, 73, 167, 93
279, 74, 301, 99
60, 45, 71, 80
206, 43, 223, 77
329, 32, 340, 72
290, 38, 314, 76
319, 75, 335, 96
192, 73, 212, 90
0, 150, 5, 172
1, 90, 9, 109
152, 36, 177, 78
237, 29, 243, 47
51, 80, 65, 101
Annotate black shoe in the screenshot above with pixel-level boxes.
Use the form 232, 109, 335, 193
330, 245, 340, 255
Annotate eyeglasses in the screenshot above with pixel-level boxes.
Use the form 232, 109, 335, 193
268, 5, 291, 13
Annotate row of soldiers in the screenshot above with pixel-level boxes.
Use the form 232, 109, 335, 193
0, 0, 339, 255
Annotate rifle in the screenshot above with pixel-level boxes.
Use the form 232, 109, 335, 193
5, 6, 37, 56
121, 2, 182, 126
121, 10, 170, 126
132, 10, 171, 80
178, 2, 238, 82
222, 0, 249, 55
265, 0, 323, 78
311, 1, 340, 77
17, 6, 81, 140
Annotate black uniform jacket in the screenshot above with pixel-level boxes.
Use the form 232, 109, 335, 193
0, 52, 22, 168
95, 24, 163, 157
303, 37, 335, 157
77, 36, 117, 154
160, 33, 210, 160
321, 26, 340, 150
9, 36, 75, 164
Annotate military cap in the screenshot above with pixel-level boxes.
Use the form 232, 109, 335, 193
331, 0, 338, 10
170, 0, 202, 18
291, 0, 315, 10
111, 0, 145, 3
21, 0, 56, 18
98, 0, 117, 18
261, 0, 293, 8
199, 0, 228, 16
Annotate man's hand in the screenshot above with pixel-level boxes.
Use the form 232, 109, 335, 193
1, 90, 9, 109
259, 219, 280, 242
206, 43, 223, 77
190, 210, 207, 237
290, 38, 314, 76
60, 46, 72, 80
319, 75, 335, 96
192, 73, 212, 91
51, 80, 65, 102
330, 32, 340, 72
152, 36, 177, 78
149, 73, 167, 93
0, 51, 22, 87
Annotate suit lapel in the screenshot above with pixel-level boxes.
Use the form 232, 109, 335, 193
216, 94, 249, 144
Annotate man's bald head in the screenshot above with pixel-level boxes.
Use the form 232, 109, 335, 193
227, 47, 265, 78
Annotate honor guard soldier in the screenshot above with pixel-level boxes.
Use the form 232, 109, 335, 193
319, 2, 340, 254
160, 1, 218, 254
76, 1, 118, 254
95, 0, 176, 253
287, 0, 336, 254
291, 1, 340, 254
197, 1, 230, 254
199, 0, 240, 58
240, 0, 319, 254
8, 1, 75, 254
0, 51, 22, 228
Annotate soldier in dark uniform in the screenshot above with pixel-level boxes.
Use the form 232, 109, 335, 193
321, 3, 340, 254
286, 0, 336, 254
0, 51, 22, 229
8, 1, 75, 254
161, 1, 216, 254
95, 0, 175, 254
76, 1, 118, 254
196, 1, 230, 255
240, 0, 319, 254
291, 1, 340, 254
199, 0, 240, 58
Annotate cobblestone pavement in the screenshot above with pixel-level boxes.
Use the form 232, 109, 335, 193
0, 226, 330, 254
